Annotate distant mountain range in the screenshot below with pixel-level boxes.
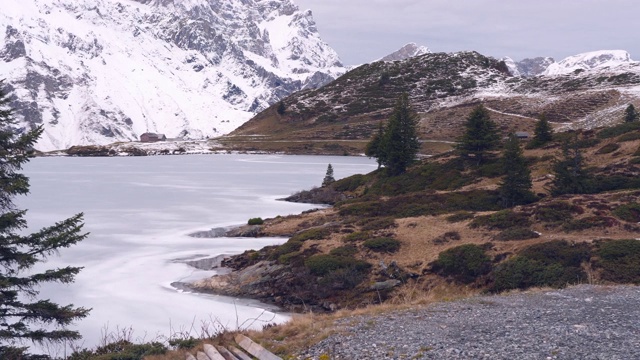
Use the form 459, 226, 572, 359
1, 0, 639, 151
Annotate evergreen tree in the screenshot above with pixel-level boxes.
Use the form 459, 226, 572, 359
624, 104, 639, 123
276, 101, 286, 115
498, 134, 535, 208
549, 136, 592, 196
365, 122, 385, 169
322, 164, 335, 187
528, 114, 554, 148
0, 81, 90, 358
378, 93, 420, 176
456, 105, 500, 166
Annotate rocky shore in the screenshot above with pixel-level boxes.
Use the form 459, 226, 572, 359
298, 285, 640, 360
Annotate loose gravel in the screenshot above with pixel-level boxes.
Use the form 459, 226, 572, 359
298, 285, 640, 360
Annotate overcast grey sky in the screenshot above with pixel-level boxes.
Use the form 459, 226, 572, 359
293, 0, 639, 65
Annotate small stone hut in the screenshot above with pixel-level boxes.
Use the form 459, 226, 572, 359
140, 133, 167, 142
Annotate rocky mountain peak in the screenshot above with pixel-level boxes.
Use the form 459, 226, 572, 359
380, 43, 431, 62
0, 0, 344, 151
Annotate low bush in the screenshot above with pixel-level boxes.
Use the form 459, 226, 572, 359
305, 254, 371, 276
247, 217, 264, 225
290, 227, 332, 242
596, 239, 640, 284
330, 245, 359, 257
612, 203, 640, 222
358, 217, 396, 230
278, 251, 302, 265
617, 132, 640, 142
363, 237, 401, 253
433, 244, 492, 283
495, 227, 540, 241
269, 239, 303, 260
69, 340, 167, 360
432, 231, 462, 245
534, 201, 583, 223
491, 240, 590, 292
597, 122, 640, 139
344, 231, 371, 242
470, 210, 531, 230
446, 211, 475, 223
333, 174, 368, 192
595, 143, 621, 155
562, 216, 619, 232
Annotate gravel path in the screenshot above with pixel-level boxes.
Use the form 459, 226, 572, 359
298, 285, 640, 360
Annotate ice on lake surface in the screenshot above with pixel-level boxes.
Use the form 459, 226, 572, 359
18, 154, 376, 350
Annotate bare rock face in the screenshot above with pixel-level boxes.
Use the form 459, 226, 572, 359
0, 0, 344, 151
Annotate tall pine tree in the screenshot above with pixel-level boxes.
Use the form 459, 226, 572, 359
322, 164, 335, 187
0, 81, 90, 359
456, 105, 500, 166
379, 93, 420, 176
528, 114, 554, 148
498, 134, 535, 208
624, 104, 639, 123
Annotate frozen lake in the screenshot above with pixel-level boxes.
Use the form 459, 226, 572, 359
18, 154, 376, 351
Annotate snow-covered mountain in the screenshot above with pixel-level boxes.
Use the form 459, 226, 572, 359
380, 43, 430, 62
0, 0, 344, 151
543, 50, 636, 76
502, 56, 555, 77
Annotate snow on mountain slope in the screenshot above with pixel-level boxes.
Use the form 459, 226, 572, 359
380, 43, 431, 62
543, 50, 636, 76
0, 0, 344, 151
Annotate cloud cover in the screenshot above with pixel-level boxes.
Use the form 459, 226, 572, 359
294, 0, 640, 65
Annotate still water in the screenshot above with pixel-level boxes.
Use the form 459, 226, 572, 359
18, 154, 376, 350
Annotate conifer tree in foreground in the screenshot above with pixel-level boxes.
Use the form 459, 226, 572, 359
549, 136, 593, 196
624, 104, 639, 123
0, 81, 90, 359
369, 93, 419, 176
527, 114, 554, 149
456, 105, 500, 166
322, 163, 335, 187
498, 134, 535, 208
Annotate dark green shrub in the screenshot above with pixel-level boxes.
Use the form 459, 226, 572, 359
433, 244, 492, 283
630, 157, 640, 164
562, 216, 619, 231
446, 211, 475, 223
595, 143, 620, 155
363, 237, 401, 253
495, 227, 540, 241
344, 231, 371, 242
521, 240, 591, 268
491, 240, 589, 292
432, 231, 462, 245
617, 132, 640, 142
69, 340, 167, 360
333, 174, 368, 192
358, 217, 396, 230
305, 255, 371, 276
598, 122, 640, 139
596, 239, 640, 283
248, 217, 264, 225
470, 210, 531, 230
290, 227, 331, 242
278, 251, 302, 265
534, 201, 583, 223
613, 203, 640, 222
269, 240, 303, 260
168, 337, 199, 350
330, 245, 359, 257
